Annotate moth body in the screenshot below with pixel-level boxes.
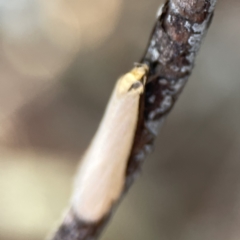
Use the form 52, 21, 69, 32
72, 64, 148, 222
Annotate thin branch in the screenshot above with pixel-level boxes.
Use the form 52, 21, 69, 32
49, 0, 218, 239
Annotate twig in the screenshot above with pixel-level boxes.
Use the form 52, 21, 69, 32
49, 0, 217, 239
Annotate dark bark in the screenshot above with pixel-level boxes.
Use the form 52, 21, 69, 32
50, 1, 217, 239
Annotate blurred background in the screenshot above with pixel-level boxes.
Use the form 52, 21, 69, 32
0, 0, 240, 239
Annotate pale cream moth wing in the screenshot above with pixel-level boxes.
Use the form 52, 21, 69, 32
72, 64, 149, 222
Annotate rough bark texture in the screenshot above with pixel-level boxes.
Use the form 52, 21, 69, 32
50, 0, 217, 239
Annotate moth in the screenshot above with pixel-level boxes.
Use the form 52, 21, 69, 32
72, 64, 149, 222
